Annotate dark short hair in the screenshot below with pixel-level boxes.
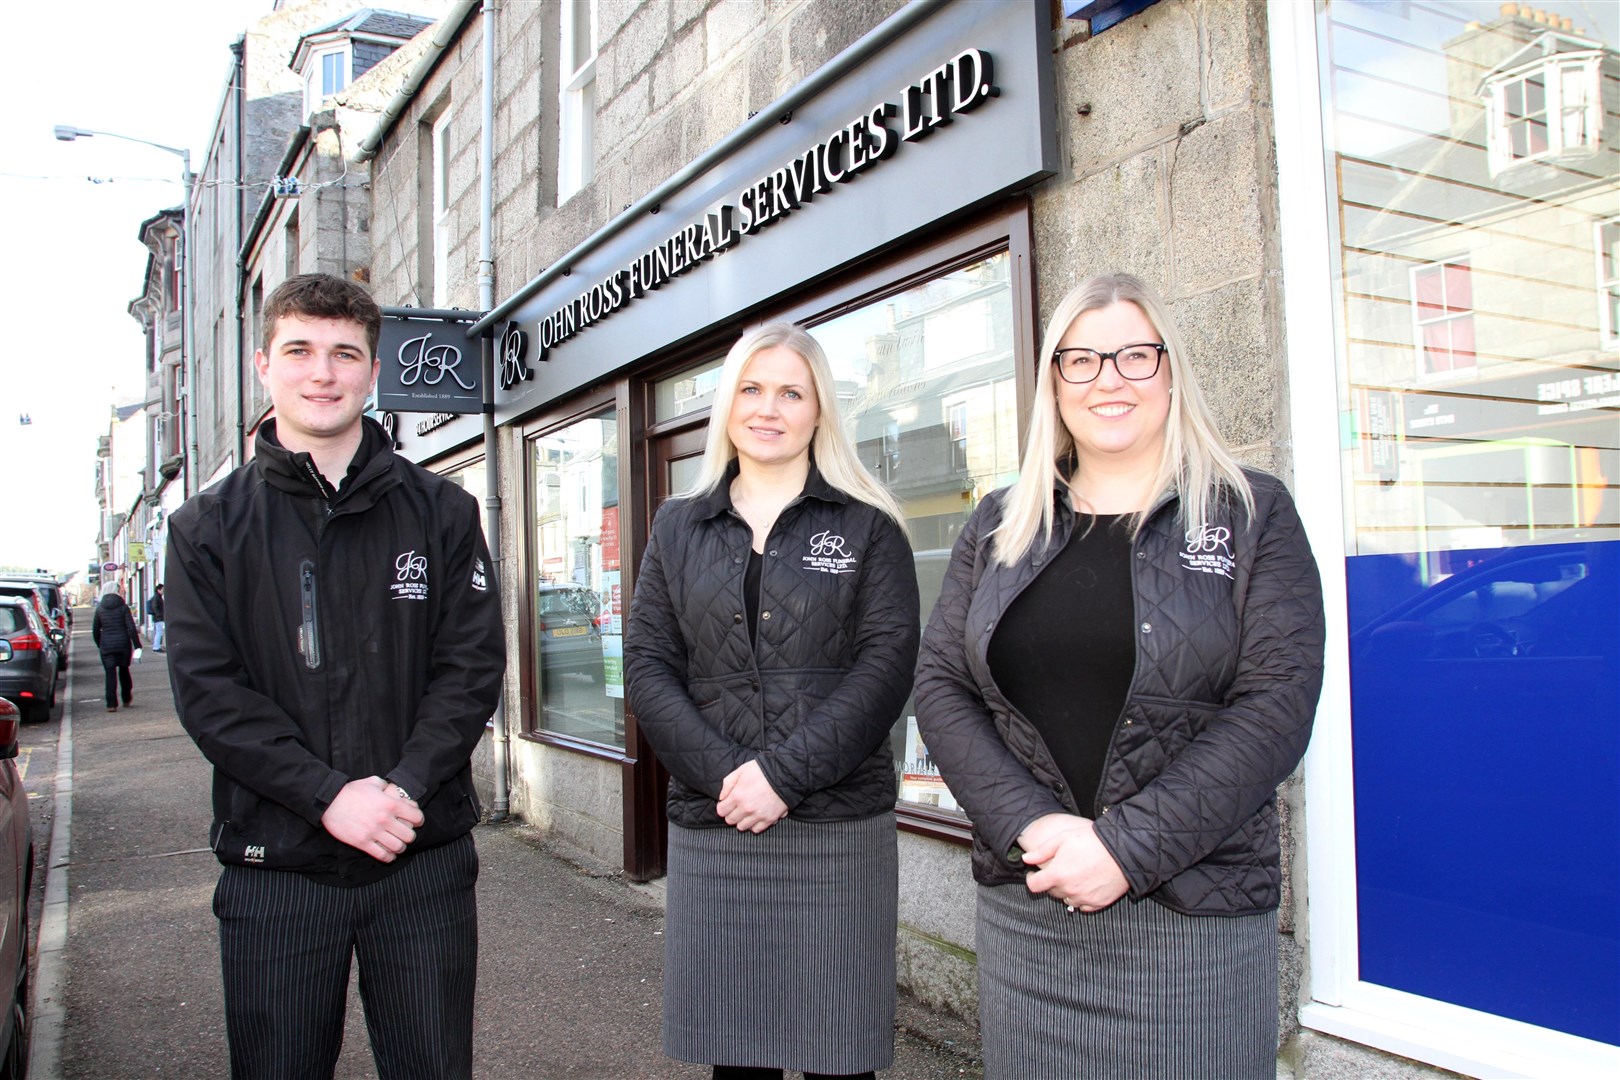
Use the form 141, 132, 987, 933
262, 274, 382, 359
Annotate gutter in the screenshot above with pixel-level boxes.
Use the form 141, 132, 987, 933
352, 0, 480, 163
466, 0, 950, 338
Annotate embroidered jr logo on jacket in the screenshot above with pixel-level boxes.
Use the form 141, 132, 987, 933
391, 550, 430, 600
1179, 524, 1234, 578
802, 530, 859, 575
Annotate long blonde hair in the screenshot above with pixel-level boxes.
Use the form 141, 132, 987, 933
681, 322, 909, 533
992, 273, 1252, 565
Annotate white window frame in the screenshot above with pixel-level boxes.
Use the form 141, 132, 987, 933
304, 43, 351, 117
431, 110, 453, 308
1597, 217, 1620, 352
1408, 258, 1476, 378
1484, 53, 1601, 175
557, 0, 598, 203
1266, 4, 1620, 1078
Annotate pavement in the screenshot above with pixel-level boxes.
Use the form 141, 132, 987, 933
24, 613, 984, 1078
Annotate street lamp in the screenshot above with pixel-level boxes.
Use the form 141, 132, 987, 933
55, 124, 198, 499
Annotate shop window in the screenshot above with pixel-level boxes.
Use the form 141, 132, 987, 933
1280, 0, 1620, 1070
558, 0, 597, 203
804, 250, 1021, 819
440, 456, 488, 540
1411, 260, 1475, 376
1600, 218, 1620, 350
526, 408, 623, 749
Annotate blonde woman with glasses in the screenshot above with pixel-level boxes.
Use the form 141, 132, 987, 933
915, 273, 1326, 1078
626, 323, 919, 1080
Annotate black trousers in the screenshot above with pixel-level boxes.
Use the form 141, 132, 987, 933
99, 648, 132, 707
213, 833, 479, 1080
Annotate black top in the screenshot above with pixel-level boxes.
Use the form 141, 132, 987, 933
986, 514, 1136, 814
744, 547, 763, 645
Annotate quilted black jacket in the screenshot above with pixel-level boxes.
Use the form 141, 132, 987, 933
914, 470, 1324, 915
624, 462, 920, 827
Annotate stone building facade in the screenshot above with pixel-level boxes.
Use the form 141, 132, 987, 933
357, 2, 1619, 1078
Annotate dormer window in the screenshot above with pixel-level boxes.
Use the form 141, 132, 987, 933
1484, 53, 1601, 174
305, 45, 351, 116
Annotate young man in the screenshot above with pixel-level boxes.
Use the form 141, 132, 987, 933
165, 274, 505, 1079
145, 583, 164, 651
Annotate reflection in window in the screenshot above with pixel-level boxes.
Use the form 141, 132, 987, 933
1317, 0, 1619, 1046
1411, 260, 1476, 375
1600, 218, 1620, 348
528, 410, 623, 749
808, 251, 1021, 816
441, 457, 488, 540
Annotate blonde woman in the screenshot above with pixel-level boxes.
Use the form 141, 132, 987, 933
914, 274, 1325, 1078
625, 323, 919, 1080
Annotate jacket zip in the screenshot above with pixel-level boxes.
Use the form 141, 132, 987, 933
298, 559, 322, 670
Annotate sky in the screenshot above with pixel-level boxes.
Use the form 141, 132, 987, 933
0, 0, 269, 576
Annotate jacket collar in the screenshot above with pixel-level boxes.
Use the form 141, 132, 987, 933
256, 415, 397, 505
689, 456, 848, 523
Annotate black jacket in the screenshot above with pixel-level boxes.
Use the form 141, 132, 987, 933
91, 594, 139, 654
624, 462, 920, 827
165, 418, 506, 884
147, 591, 164, 620
914, 470, 1325, 915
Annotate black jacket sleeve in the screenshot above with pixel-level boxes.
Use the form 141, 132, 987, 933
166, 503, 350, 825
1091, 485, 1326, 898
623, 508, 753, 798
384, 489, 507, 803
90, 607, 102, 647
914, 497, 1068, 868
754, 511, 920, 809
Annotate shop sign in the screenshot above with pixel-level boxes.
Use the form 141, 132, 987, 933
126, 541, 147, 564
498, 322, 532, 390
376, 312, 483, 413
525, 49, 998, 366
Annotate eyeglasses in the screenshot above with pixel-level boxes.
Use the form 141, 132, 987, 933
1052, 342, 1166, 384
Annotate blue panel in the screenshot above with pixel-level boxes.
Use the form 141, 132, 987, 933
1348, 541, 1620, 1045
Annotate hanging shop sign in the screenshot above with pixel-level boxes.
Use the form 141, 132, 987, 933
493, 0, 1056, 423
375, 310, 483, 413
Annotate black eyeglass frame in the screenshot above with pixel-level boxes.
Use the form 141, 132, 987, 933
1051, 342, 1167, 384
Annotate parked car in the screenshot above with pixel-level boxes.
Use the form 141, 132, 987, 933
0, 582, 65, 670
536, 583, 604, 683
0, 694, 32, 1078
0, 598, 59, 723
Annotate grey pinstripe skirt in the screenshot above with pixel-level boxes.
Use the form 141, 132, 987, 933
663, 815, 898, 1073
976, 883, 1278, 1080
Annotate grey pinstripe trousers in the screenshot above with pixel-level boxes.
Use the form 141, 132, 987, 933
976, 882, 1278, 1080
213, 833, 479, 1080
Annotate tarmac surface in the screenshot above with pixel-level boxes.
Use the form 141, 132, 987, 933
23, 613, 984, 1078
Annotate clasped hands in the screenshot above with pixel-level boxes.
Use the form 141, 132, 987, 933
321, 775, 424, 863
1018, 812, 1130, 913
717, 760, 788, 833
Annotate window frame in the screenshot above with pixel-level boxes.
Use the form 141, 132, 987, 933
1597, 217, 1620, 352
1409, 258, 1476, 378
516, 390, 631, 765
303, 43, 351, 117
624, 202, 1037, 844
558, 0, 599, 204
431, 109, 454, 308
1267, 4, 1620, 1077
1484, 53, 1602, 175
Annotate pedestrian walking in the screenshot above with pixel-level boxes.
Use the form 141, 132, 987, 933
165, 273, 506, 1080
146, 583, 165, 652
625, 323, 920, 1080
91, 588, 140, 711
914, 273, 1326, 1079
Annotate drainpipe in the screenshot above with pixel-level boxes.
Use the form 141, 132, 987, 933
478, 0, 510, 822
232, 39, 247, 464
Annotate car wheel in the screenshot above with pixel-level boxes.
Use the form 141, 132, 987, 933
0, 895, 27, 1080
